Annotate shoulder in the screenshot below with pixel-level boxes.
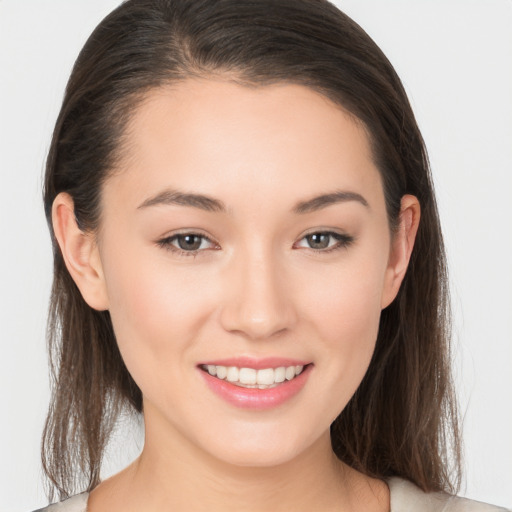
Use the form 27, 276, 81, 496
29, 482, 511, 512
388, 477, 511, 512
31, 492, 89, 512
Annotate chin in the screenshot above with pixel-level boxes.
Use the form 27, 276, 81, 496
215, 448, 301, 469
200, 425, 322, 469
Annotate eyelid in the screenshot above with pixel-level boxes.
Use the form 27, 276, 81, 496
156, 229, 354, 256
293, 230, 355, 251
156, 230, 220, 256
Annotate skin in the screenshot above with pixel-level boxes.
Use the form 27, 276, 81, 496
52, 79, 420, 511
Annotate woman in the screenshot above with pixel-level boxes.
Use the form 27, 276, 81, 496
31, 0, 509, 511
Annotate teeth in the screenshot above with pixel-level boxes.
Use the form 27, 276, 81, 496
226, 366, 239, 382
239, 367, 257, 385
285, 366, 296, 380
256, 368, 274, 385
274, 367, 286, 383
216, 366, 227, 380
204, 364, 304, 387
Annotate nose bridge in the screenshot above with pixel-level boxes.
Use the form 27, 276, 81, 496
220, 241, 296, 339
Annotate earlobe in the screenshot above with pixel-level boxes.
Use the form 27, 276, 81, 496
381, 194, 421, 309
52, 192, 109, 311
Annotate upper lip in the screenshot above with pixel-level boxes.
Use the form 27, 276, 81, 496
198, 357, 311, 370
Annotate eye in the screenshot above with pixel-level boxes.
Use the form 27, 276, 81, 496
157, 233, 218, 254
295, 231, 354, 251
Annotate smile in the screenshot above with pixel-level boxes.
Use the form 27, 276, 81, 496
199, 361, 313, 409
201, 364, 305, 389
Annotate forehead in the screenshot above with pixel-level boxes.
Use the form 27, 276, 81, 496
109, 79, 384, 212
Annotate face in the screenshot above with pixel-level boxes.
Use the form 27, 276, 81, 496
91, 79, 404, 467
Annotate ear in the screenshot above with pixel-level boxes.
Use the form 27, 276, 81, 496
381, 194, 421, 309
52, 192, 109, 311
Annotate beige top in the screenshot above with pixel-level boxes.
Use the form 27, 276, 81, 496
34, 477, 511, 511
387, 478, 510, 511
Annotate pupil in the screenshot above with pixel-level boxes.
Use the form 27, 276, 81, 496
308, 233, 329, 249
179, 235, 201, 250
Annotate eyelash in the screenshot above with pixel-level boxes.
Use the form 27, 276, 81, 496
156, 232, 219, 257
156, 231, 355, 257
294, 231, 355, 253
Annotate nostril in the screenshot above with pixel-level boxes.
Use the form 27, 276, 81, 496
218, 266, 298, 338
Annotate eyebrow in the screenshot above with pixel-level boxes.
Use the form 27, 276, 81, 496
292, 190, 369, 214
137, 188, 369, 214
137, 189, 226, 212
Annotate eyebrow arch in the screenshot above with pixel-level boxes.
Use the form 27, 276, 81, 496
293, 190, 369, 214
137, 189, 226, 212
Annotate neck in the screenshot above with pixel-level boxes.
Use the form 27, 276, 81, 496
138, 427, 350, 511
89, 405, 389, 512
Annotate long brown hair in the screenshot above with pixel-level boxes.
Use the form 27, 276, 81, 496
42, 0, 461, 501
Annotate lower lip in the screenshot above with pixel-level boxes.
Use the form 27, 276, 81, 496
199, 365, 312, 410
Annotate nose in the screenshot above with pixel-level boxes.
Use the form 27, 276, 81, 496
219, 248, 297, 340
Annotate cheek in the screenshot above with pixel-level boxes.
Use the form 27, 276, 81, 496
304, 254, 385, 336
297, 254, 387, 392
100, 248, 216, 386
326, 285, 381, 377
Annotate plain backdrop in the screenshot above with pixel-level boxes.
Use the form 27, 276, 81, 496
1, 1, 511, 510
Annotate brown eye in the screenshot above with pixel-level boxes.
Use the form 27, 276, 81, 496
176, 234, 203, 251
306, 233, 331, 249
295, 231, 355, 252
157, 232, 217, 254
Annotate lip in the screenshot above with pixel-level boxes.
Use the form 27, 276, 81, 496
198, 362, 313, 410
